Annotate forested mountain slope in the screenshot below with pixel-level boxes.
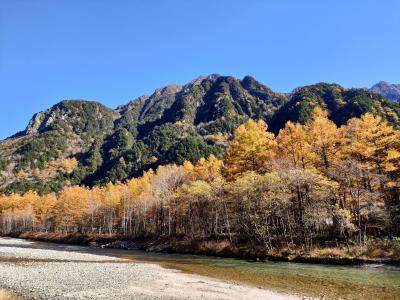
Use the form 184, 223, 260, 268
1, 75, 399, 194
270, 83, 400, 133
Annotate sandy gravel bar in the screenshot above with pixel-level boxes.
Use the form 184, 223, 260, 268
0, 237, 299, 300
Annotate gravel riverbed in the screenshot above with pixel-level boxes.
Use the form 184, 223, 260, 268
0, 237, 299, 300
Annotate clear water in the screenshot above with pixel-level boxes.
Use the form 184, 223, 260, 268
24, 240, 400, 299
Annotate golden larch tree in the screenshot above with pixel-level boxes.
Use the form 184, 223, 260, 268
56, 186, 90, 231
277, 121, 315, 169
343, 113, 400, 177
305, 108, 342, 170
184, 154, 223, 182
223, 119, 277, 180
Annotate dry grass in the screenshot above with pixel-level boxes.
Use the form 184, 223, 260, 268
269, 238, 400, 262
364, 238, 400, 259
315, 239, 400, 260
199, 239, 233, 254
0, 289, 21, 300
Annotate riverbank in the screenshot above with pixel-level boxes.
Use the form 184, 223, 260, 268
7, 231, 400, 266
2, 237, 400, 299
0, 237, 299, 300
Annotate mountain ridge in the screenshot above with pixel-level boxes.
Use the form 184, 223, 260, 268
1, 75, 400, 194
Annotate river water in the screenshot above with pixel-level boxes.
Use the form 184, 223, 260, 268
26, 240, 400, 300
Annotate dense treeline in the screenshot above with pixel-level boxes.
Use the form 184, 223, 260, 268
1, 108, 399, 250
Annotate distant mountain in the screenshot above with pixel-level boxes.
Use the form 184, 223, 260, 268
1, 75, 399, 194
371, 81, 400, 102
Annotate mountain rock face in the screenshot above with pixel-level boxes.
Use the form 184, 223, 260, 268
24, 100, 117, 136
1, 75, 400, 194
371, 81, 400, 102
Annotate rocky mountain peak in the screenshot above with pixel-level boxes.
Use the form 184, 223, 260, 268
24, 100, 116, 136
370, 81, 400, 102
152, 84, 182, 98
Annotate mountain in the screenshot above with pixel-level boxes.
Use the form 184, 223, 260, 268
270, 82, 400, 133
1, 75, 399, 194
371, 81, 400, 102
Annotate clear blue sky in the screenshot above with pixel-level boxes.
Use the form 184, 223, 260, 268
1, 0, 399, 139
